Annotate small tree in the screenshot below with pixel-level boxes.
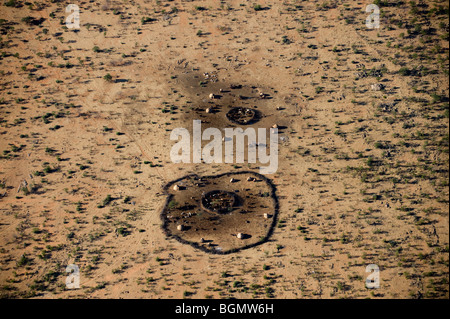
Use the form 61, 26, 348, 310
103, 73, 113, 82
253, 4, 263, 11
103, 194, 112, 206
5, 0, 18, 7
17, 254, 31, 267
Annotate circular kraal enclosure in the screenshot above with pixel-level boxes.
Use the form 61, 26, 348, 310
160, 171, 279, 254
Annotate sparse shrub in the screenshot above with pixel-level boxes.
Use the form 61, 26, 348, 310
281, 35, 291, 44
168, 200, 178, 209
17, 254, 31, 267
4, 0, 18, 7
253, 4, 263, 11
398, 67, 411, 76
103, 73, 113, 82
102, 194, 112, 206
124, 196, 131, 204
21, 186, 30, 195
141, 17, 155, 24
430, 93, 443, 104
116, 227, 127, 236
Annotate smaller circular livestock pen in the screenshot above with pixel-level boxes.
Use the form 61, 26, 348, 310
226, 107, 261, 125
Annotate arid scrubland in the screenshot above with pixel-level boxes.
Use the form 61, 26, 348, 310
0, 0, 448, 299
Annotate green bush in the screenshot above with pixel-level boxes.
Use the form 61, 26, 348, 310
253, 4, 263, 11
17, 254, 31, 267
398, 67, 411, 76
4, 0, 18, 7
102, 194, 112, 206
103, 73, 113, 82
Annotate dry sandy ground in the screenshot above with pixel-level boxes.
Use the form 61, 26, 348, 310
0, 0, 448, 299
